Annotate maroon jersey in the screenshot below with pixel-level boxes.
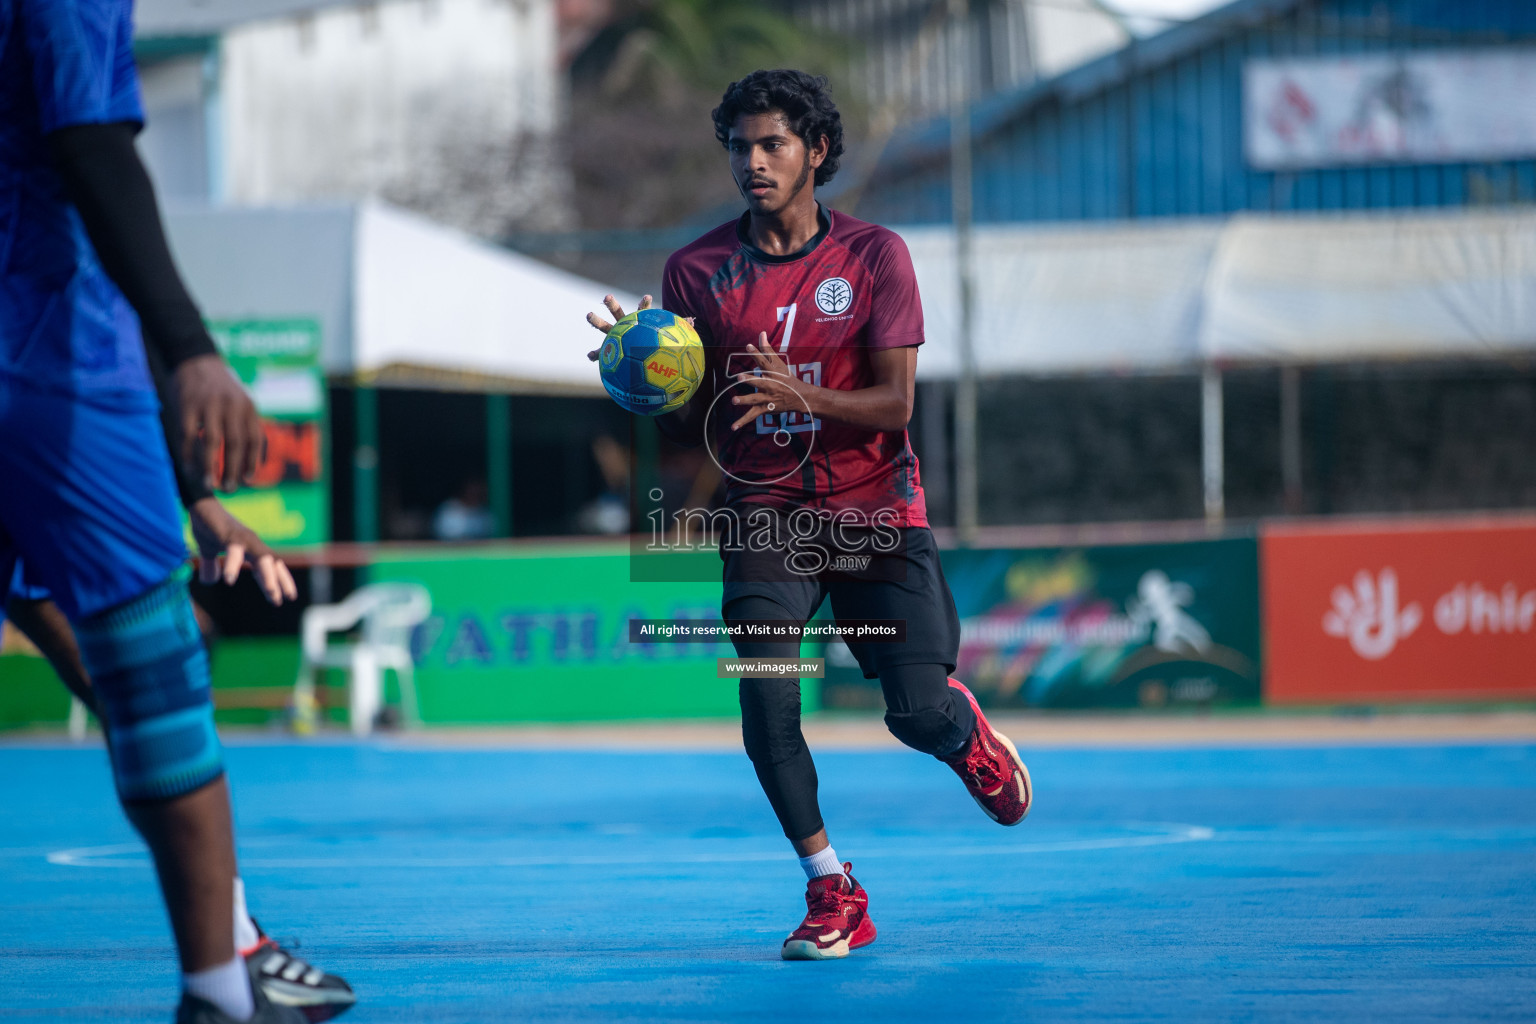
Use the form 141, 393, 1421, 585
662, 206, 929, 527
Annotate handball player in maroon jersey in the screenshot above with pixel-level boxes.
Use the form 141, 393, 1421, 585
586, 69, 1031, 960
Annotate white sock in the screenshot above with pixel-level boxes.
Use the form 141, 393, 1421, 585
798, 845, 845, 881
232, 877, 260, 953
183, 954, 255, 1021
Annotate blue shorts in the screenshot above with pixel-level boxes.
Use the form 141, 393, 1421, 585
6, 560, 51, 602
0, 381, 187, 621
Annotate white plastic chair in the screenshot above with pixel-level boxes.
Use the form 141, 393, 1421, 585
293, 583, 431, 737
68, 697, 89, 741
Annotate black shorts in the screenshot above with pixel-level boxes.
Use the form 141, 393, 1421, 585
719, 505, 960, 679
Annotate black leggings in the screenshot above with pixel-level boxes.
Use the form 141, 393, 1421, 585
726, 595, 976, 842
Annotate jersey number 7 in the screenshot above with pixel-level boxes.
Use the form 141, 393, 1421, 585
756, 304, 820, 436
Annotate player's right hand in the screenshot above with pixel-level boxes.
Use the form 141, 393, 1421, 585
188, 496, 299, 606
172, 353, 265, 492
585, 293, 652, 361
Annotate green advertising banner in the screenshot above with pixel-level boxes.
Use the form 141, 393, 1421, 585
370, 545, 764, 723
823, 538, 1261, 710
207, 319, 329, 547
370, 538, 1256, 722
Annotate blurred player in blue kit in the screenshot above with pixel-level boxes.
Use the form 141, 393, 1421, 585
2, 360, 355, 1018
0, 0, 349, 1017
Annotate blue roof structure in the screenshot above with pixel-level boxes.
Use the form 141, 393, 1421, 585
855, 0, 1536, 225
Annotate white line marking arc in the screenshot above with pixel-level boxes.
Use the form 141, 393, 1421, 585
46, 824, 1215, 870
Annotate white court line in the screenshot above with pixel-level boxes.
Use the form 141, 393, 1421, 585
45, 824, 1215, 869
46, 821, 1536, 870
0, 845, 90, 858
48, 843, 145, 867
1200, 826, 1536, 844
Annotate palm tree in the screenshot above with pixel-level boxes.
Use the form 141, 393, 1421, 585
573, 0, 840, 99
563, 0, 853, 229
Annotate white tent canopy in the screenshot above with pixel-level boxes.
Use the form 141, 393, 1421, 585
165, 202, 1535, 386
166, 200, 632, 392
901, 207, 1536, 376
353, 203, 635, 390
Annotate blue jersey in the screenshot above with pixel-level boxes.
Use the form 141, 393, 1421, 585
0, 0, 156, 409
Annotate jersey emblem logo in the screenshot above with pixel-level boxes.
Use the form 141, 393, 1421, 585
814, 277, 853, 315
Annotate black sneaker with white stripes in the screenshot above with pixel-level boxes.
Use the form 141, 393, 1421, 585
176, 980, 304, 1024
243, 922, 355, 1023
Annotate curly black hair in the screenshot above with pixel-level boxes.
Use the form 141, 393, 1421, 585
711, 70, 845, 187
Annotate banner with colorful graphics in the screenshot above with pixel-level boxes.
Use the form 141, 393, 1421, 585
208, 319, 328, 546
821, 539, 1261, 710
369, 545, 746, 722
1261, 517, 1536, 704
1245, 49, 1536, 169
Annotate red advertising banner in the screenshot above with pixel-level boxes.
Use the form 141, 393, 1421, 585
1261, 516, 1536, 703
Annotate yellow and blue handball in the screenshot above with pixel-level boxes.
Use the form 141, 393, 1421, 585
598, 308, 704, 416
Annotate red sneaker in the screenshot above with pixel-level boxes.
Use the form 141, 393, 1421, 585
942, 679, 1032, 826
781, 863, 878, 961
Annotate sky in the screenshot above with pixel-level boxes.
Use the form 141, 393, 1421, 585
1107, 0, 1229, 17
1103, 0, 1231, 35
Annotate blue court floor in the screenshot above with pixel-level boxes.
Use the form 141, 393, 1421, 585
2, 739, 1534, 1022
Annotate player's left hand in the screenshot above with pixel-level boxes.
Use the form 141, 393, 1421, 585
730, 336, 804, 431
188, 496, 299, 606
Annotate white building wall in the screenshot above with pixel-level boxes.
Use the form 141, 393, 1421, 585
139, 55, 213, 202
221, 0, 569, 235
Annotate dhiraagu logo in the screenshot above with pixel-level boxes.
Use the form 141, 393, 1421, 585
1322, 568, 1422, 660
1323, 567, 1536, 660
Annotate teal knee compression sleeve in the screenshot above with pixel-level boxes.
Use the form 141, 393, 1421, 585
75, 569, 223, 802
